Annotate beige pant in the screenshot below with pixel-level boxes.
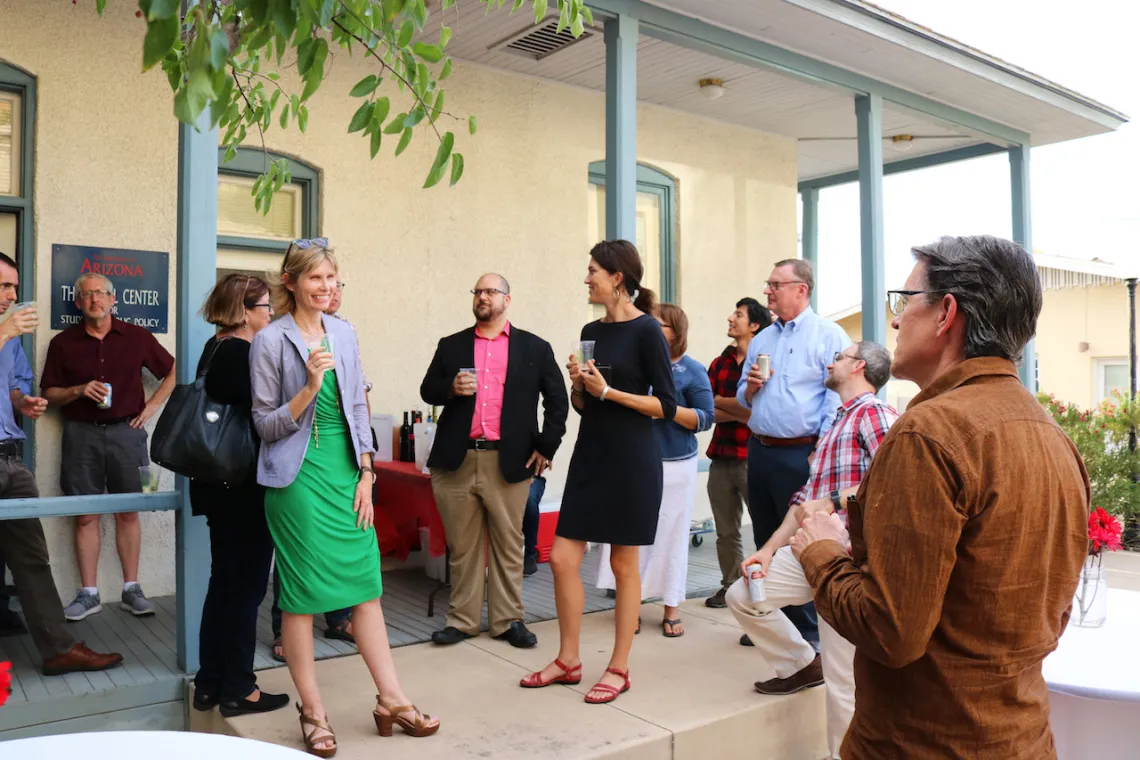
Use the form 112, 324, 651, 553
726, 546, 855, 760
431, 450, 531, 636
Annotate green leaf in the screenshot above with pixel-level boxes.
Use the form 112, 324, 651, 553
423, 161, 447, 189
511, 0, 525, 13
384, 115, 408, 134
350, 75, 380, 97
300, 39, 329, 102
318, 0, 337, 26
395, 127, 413, 156
442, 0, 456, 8
404, 107, 426, 128
468, 115, 478, 135
571, 16, 584, 37
271, 0, 296, 39
280, 106, 290, 129
348, 101, 373, 133
413, 43, 443, 63
298, 106, 310, 133
383, 0, 407, 22
96, 0, 107, 15
370, 129, 383, 159
430, 90, 445, 122
439, 26, 453, 49
209, 29, 230, 72
373, 96, 391, 125
296, 38, 317, 75
449, 153, 465, 186
398, 20, 415, 48
534, 0, 548, 23
582, 6, 594, 25
145, 0, 179, 21
440, 58, 453, 80
432, 131, 455, 171
142, 15, 179, 71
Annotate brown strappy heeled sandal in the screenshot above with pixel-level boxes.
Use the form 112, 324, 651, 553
297, 704, 337, 758
374, 696, 440, 738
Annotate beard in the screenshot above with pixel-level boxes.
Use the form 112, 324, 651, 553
824, 374, 839, 392
473, 303, 502, 322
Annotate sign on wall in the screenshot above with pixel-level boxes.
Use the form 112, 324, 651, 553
51, 244, 169, 333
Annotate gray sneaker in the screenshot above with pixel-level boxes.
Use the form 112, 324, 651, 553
63, 590, 103, 621
121, 584, 156, 617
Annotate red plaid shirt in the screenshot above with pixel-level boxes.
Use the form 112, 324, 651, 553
706, 345, 750, 460
789, 392, 898, 510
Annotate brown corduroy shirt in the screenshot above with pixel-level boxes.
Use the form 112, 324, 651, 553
800, 358, 1090, 759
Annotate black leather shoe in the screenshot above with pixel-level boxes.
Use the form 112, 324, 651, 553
0, 607, 26, 637
493, 621, 537, 649
219, 690, 290, 718
740, 633, 754, 647
192, 689, 220, 712
523, 556, 538, 576
431, 626, 475, 645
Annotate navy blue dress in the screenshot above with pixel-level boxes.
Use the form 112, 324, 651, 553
556, 314, 677, 546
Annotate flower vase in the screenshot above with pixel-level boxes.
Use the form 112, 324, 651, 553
1073, 555, 1108, 628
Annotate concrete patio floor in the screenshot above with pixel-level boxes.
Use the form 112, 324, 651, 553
193, 598, 829, 760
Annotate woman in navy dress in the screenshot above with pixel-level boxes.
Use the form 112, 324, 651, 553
520, 240, 676, 704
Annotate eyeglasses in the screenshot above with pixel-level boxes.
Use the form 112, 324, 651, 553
249, 303, 272, 310
888, 290, 951, 316
283, 237, 329, 265
832, 351, 860, 364
78, 289, 112, 300
471, 288, 506, 297
764, 280, 805, 290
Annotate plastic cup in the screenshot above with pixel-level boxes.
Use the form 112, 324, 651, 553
574, 340, 596, 371
139, 465, 161, 495
460, 368, 477, 395
11, 301, 35, 313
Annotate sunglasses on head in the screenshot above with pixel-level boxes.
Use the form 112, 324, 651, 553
284, 237, 330, 265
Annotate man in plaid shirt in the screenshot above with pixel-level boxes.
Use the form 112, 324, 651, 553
704, 298, 771, 608
727, 340, 897, 760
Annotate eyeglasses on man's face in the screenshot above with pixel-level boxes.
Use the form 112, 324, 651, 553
471, 288, 506, 298
888, 290, 950, 316
832, 351, 860, 364
78, 289, 112, 301
764, 280, 805, 291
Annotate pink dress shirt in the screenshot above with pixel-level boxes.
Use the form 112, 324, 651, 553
470, 322, 510, 440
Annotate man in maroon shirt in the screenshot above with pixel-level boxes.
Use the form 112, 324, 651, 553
41, 273, 176, 622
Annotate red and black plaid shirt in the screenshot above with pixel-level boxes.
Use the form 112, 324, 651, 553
706, 345, 750, 461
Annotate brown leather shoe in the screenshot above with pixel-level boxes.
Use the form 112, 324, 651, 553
42, 642, 124, 676
754, 654, 824, 695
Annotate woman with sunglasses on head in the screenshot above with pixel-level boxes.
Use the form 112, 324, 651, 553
190, 274, 289, 718
251, 239, 439, 757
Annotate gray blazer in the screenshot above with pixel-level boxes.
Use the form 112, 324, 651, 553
250, 312, 374, 488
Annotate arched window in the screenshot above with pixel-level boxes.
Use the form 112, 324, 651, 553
586, 161, 678, 305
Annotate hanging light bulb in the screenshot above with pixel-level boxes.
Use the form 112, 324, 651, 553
699, 78, 726, 100
891, 135, 915, 153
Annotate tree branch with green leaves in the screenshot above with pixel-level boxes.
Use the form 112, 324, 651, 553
103, 0, 592, 211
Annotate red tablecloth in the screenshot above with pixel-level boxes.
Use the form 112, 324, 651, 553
373, 461, 447, 560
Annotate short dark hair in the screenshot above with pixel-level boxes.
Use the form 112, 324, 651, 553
852, 341, 892, 392
736, 297, 771, 335
0, 252, 16, 270
200, 273, 271, 330
911, 236, 1042, 361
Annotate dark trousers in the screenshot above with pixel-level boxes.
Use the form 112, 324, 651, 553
0, 455, 75, 661
195, 505, 274, 701
0, 551, 10, 611
523, 475, 546, 562
747, 437, 819, 647
270, 565, 351, 637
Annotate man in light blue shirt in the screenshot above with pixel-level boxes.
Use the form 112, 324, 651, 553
736, 259, 850, 647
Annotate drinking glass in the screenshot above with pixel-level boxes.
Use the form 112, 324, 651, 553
322, 334, 336, 357
460, 368, 477, 396
138, 465, 161, 494
574, 340, 596, 371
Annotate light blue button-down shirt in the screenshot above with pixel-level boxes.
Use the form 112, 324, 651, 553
735, 306, 851, 439
0, 338, 32, 442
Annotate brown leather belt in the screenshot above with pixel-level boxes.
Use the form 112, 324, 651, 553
754, 434, 817, 448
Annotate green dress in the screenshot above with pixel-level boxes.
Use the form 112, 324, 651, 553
265, 367, 382, 614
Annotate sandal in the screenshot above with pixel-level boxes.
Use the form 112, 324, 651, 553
297, 704, 337, 758
374, 696, 440, 738
519, 657, 583, 688
272, 636, 286, 663
662, 618, 684, 638
584, 667, 631, 704
324, 620, 355, 644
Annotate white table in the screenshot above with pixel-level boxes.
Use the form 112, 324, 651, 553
1043, 587, 1140, 759
0, 731, 309, 759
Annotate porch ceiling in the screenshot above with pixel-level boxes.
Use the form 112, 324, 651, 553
427, 0, 1125, 182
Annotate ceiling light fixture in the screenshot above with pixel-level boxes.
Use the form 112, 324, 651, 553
891, 134, 915, 153
699, 78, 725, 100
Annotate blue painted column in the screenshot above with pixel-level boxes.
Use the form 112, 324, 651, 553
1010, 144, 1036, 391
855, 94, 886, 358
174, 115, 218, 673
604, 13, 638, 242
801, 187, 819, 312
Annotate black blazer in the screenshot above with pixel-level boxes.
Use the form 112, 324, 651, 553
420, 325, 569, 483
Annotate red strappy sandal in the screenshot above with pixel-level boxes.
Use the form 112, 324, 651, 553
584, 667, 630, 704
519, 658, 583, 688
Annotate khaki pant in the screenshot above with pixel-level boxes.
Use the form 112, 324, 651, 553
707, 458, 749, 588
431, 450, 531, 636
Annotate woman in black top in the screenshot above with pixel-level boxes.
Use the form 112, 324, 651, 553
520, 240, 676, 704
190, 274, 289, 718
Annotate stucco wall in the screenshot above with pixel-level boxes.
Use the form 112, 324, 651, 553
2, 1, 797, 597
1036, 284, 1131, 409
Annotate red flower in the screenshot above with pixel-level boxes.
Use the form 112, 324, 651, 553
0, 661, 11, 708
1089, 507, 1124, 554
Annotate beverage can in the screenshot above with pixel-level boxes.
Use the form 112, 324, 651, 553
747, 564, 767, 603
756, 354, 771, 380
98, 382, 112, 410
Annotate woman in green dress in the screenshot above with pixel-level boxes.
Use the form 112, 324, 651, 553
251, 239, 439, 757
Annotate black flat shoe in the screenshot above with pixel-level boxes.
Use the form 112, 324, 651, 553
523, 557, 538, 576
740, 633, 754, 647
219, 690, 290, 718
431, 626, 475, 645
492, 621, 537, 649
0, 608, 26, 637
192, 690, 220, 712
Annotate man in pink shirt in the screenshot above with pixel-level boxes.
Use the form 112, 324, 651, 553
421, 274, 569, 648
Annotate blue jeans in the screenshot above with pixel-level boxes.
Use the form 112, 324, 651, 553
270, 563, 352, 637
523, 476, 546, 562
747, 437, 819, 648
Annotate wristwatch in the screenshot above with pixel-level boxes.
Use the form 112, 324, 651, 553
829, 490, 843, 512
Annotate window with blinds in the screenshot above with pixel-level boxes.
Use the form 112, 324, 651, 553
217, 175, 301, 241
0, 93, 21, 197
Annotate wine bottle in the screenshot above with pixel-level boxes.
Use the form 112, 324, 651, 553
399, 411, 411, 462
407, 414, 416, 461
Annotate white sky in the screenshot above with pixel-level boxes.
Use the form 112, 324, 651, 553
812, 0, 1140, 316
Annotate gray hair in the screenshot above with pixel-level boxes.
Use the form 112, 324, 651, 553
852, 341, 892, 392
74, 272, 115, 297
911, 236, 1041, 361
773, 258, 814, 295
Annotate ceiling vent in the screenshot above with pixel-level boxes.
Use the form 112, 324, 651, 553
491, 18, 593, 61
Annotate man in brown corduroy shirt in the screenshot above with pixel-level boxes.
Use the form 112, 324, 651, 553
791, 235, 1090, 759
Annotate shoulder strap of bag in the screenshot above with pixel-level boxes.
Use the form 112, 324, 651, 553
197, 336, 234, 380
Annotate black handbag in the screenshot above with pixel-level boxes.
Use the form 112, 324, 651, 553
150, 339, 257, 487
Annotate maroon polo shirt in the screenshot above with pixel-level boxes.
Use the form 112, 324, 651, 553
41, 318, 175, 422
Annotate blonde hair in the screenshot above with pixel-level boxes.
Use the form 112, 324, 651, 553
272, 241, 338, 314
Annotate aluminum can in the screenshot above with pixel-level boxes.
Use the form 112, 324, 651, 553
756, 354, 771, 380
98, 382, 112, 410
746, 564, 767, 603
